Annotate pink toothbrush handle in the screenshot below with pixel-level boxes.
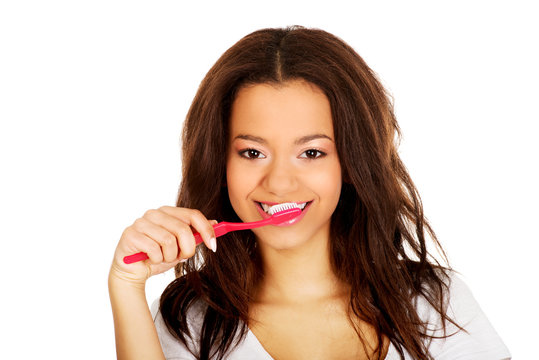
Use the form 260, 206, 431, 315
122, 210, 295, 265
123, 222, 231, 264
194, 222, 229, 244
123, 252, 149, 264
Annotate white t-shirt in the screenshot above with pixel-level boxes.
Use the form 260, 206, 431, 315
151, 274, 511, 359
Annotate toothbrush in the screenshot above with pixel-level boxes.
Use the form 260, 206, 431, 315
123, 202, 302, 264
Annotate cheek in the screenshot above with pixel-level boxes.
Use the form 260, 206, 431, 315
305, 161, 342, 199
226, 161, 255, 207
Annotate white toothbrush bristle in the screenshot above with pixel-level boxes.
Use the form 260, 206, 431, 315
268, 202, 301, 215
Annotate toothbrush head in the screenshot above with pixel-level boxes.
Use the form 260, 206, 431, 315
268, 202, 302, 224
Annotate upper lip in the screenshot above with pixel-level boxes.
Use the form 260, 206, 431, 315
255, 200, 312, 205
256, 200, 312, 214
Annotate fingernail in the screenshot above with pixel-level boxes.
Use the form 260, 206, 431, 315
209, 237, 217, 252
180, 258, 188, 263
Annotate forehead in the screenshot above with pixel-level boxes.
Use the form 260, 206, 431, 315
228, 80, 334, 141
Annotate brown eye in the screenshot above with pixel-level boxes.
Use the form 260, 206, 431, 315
300, 149, 326, 159
239, 149, 265, 159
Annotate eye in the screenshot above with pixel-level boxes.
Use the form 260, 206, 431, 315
239, 148, 266, 159
299, 149, 326, 160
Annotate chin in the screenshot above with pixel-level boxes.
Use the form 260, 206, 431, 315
253, 224, 328, 251
256, 237, 306, 251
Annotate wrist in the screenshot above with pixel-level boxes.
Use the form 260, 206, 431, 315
108, 262, 148, 292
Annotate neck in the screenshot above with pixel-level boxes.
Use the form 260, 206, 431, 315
253, 231, 348, 304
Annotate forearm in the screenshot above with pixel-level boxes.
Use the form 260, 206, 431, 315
108, 275, 165, 360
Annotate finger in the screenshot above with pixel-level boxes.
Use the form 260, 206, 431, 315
143, 209, 198, 258
133, 217, 178, 263
157, 206, 217, 252
123, 227, 163, 265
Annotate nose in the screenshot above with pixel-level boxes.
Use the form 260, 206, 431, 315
262, 156, 299, 196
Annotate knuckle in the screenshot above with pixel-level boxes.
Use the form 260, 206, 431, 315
121, 226, 134, 238
133, 217, 146, 229
173, 222, 190, 237
122, 227, 140, 243
162, 233, 177, 247
143, 208, 159, 218
191, 209, 203, 218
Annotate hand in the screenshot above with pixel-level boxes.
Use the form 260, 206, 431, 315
109, 206, 217, 285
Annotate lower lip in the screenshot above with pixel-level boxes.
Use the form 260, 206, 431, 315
255, 201, 313, 227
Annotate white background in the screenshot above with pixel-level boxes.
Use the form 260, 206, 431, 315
1, 1, 537, 358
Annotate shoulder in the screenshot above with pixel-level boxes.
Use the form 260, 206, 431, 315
151, 297, 206, 360
416, 271, 511, 359
385, 271, 511, 360
151, 297, 271, 360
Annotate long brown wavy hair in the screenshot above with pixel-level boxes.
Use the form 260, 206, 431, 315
160, 26, 458, 360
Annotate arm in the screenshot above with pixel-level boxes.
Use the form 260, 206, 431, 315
108, 273, 165, 360
108, 206, 217, 359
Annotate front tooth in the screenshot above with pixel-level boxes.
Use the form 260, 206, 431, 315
261, 203, 271, 213
261, 202, 307, 215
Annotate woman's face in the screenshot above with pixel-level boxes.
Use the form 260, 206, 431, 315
226, 80, 342, 250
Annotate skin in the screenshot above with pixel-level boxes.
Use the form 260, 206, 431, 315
108, 79, 388, 359
109, 208, 217, 359
226, 80, 342, 256
227, 80, 388, 359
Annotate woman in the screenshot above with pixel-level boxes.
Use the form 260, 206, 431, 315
109, 26, 511, 359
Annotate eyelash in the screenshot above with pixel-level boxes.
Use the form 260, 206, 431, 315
238, 148, 327, 160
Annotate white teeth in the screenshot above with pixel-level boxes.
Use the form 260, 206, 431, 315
261, 203, 271, 213
259, 201, 309, 215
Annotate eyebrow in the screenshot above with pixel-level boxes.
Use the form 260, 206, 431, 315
234, 134, 333, 145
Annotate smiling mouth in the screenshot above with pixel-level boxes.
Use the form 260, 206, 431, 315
256, 201, 312, 216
